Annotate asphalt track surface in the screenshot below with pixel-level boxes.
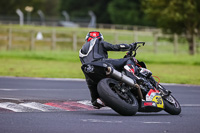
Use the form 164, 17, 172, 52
0, 77, 200, 133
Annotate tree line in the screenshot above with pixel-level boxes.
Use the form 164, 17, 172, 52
0, 0, 152, 26
0, 0, 199, 54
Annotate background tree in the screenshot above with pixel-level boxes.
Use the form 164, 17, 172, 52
0, 0, 44, 16
0, 0, 59, 18
0, 0, 153, 25
107, 0, 153, 26
59, 0, 112, 23
142, 0, 200, 55
42, 0, 60, 17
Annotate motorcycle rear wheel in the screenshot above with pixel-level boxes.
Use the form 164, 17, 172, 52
97, 78, 138, 116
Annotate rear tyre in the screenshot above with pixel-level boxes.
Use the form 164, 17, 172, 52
97, 78, 138, 116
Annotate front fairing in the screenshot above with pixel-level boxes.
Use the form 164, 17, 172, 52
139, 89, 164, 112
137, 61, 147, 68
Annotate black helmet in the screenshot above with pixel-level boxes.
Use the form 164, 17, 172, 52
85, 31, 104, 42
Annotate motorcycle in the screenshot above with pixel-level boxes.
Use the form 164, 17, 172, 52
81, 42, 181, 116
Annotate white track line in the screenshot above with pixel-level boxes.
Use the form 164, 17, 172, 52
0, 100, 111, 112
77, 100, 111, 110
1, 101, 199, 113
19, 102, 65, 112
181, 104, 200, 107
143, 122, 170, 124
0, 88, 86, 91
0, 76, 85, 81
0, 76, 200, 87
0, 102, 42, 112
77, 100, 93, 106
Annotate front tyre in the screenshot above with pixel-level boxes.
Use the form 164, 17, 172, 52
97, 78, 138, 116
163, 94, 181, 115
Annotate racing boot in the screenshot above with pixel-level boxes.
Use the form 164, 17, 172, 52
92, 98, 106, 109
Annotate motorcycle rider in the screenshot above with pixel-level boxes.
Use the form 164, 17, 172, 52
79, 31, 142, 109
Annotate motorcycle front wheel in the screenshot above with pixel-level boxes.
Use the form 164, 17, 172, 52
157, 84, 181, 115
163, 94, 181, 115
97, 78, 138, 116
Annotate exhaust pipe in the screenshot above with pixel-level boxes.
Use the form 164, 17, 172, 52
106, 66, 144, 100
106, 67, 138, 88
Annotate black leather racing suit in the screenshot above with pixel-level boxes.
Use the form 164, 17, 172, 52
79, 38, 134, 103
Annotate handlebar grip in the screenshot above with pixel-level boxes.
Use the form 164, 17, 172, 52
135, 42, 145, 46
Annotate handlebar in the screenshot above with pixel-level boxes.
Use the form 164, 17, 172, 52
134, 42, 145, 46
130, 42, 145, 50
125, 42, 145, 58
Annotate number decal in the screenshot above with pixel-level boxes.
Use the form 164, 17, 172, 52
152, 96, 164, 108
156, 97, 162, 104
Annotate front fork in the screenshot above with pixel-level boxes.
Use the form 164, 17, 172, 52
149, 76, 171, 96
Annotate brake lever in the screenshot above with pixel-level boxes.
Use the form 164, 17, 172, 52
131, 42, 145, 57
135, 45, 141, 51
133, 45, 141, 57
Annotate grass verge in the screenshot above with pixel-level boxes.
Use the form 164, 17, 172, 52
0, 51, 199, 85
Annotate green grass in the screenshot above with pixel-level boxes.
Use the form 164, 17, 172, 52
0, 50, 200, 85
1, 50, 200, 65
148, 64, 200, 85
0, 24, 200, 85
108, 51, 200, 65
0, 58, 84, 78
0, 50, 80, 62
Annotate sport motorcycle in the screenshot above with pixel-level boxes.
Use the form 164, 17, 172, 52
81, 42, 181, 116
